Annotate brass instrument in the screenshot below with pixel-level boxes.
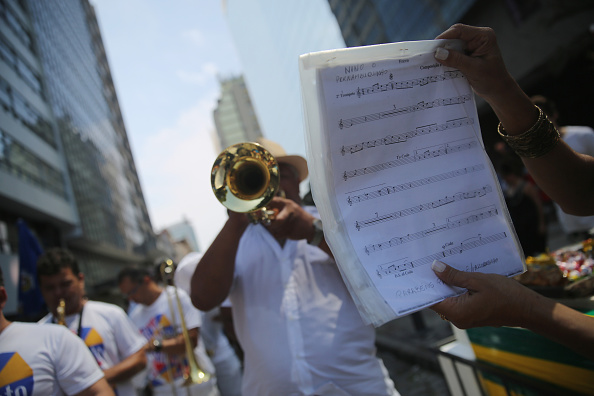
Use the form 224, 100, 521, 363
56, 298, 66, 326
159, 259, 211, 385
211, 142, 280, 224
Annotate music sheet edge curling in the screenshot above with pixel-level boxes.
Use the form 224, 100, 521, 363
299, 39, 525, 327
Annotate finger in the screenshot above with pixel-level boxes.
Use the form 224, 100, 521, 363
431, 260, 471, 289
435, 24, 464, 40
434, 45, 478, 75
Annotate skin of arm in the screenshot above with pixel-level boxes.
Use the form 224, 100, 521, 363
430, 261, 594, 359
265, 197, 333, 257
74, 377, 115, 396
190, 211, 249, 311
150, 328, 199, 356
102, 348, 147, 387
435, 24, 594, 215
191, 197, 333, 311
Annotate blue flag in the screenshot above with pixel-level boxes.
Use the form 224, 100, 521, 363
17, 219, 44, 317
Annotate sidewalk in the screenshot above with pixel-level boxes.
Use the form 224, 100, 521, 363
375, 309, 453, 396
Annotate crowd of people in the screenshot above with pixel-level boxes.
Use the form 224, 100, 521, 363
2, 23, 593, 396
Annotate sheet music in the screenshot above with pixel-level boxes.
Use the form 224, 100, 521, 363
304, 41, 524, 324
301, 41, 525, 323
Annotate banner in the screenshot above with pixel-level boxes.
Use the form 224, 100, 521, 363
17, 219, 44, 317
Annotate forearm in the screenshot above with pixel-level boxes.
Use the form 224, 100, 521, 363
102, 349, 147, 386
484, 80, 594, 215
74, 378, 115, 396
161, 328, 198, 355
190, 218, 246, 310
521, 292, 594, 359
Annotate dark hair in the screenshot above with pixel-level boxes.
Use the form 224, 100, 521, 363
37, 247, 80, 278
117, 267, 151, 285
0, 266, 4, 287
498, 155, 525, 177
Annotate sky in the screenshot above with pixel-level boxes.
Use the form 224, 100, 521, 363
91, 0, 242, 250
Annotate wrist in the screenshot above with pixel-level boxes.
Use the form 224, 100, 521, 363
150, 338, 162, 353
308, 218, 324, 246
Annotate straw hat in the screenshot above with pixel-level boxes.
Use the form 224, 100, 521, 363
256, 137, 308, 182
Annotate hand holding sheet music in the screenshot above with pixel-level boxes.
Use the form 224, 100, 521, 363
299, 39, 525, 326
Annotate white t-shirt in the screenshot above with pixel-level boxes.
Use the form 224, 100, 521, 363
39, 300, 146, 396
230, 206, 398, 396
0, 322, 105, 396
175, 253, 238, 364
129, 286, 217, 396
556, 126, 594, 233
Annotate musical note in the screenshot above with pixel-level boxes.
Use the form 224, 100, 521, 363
375, 232, 507, 278
341, 117, 474, 156
343, 139, 478, 181
333, 70, 465, 102
347, 165, 485, 206
365, 206, 499, 254
339, 94, 472, 129
354, 185, 493, 230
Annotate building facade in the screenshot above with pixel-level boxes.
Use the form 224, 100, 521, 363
223, 0, 345, 159
213, 75, 263, 151
328, 0, 477, 46
0, 0, 156, 303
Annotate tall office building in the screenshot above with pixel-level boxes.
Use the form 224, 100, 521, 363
0, 0, 156, 296
223, 0, 345, 159
213, 75, 263, 151
328, 0, 477, 46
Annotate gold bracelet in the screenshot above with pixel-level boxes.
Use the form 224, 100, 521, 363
497, 105, 560, 158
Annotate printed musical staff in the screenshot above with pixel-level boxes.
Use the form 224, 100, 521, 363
365, 206, 499, 255
338, 94, 472, 129
343, 139, 478, 181
341, 117, 474, 156
352, 70, 465, 99
355, 185, 492, 230
376, 232, 507, 278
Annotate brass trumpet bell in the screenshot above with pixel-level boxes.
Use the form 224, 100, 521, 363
211, 142, 280, 220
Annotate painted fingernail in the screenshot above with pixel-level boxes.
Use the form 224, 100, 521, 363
435, 47, 449, 61
432, 260, 446, 272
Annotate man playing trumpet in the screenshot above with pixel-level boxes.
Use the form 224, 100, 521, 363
192, 138, 399, 396
117, 266, 219, 396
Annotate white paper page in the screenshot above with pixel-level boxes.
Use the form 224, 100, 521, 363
315, 45, 525, 318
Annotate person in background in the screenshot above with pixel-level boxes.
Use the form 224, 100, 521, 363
0, 266, 115, 396
176, 252, 243, 396
530, 94, 594, 242
190, 138, 399, 396
37, 248, 147, 396
498, 155, 547, 256
430, 24, 594, 359
117, 266, 220, 396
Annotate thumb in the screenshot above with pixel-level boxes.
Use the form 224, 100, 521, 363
434, 47, 475, 75
431, 260, 470, 288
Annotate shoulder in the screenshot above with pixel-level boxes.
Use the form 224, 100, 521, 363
38, 313, 53, 324
86, 300, 128, 319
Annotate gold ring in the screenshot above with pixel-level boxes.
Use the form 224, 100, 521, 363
439, 313, 449, 322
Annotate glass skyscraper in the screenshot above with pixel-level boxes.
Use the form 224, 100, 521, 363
224, 0, 345, 160
213, 75, 263, 150
0, 0, 156, 295
328, 0, 477, 47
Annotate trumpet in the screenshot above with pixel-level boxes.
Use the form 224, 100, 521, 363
159, 259, 211, 385
56, 298, 66, 326
211, 142, 280, 224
